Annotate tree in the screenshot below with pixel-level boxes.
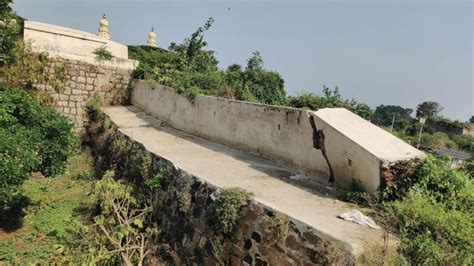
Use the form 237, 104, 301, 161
168, 17, 218, 73
469, 116, 474, 123
416, 101, 443, 119
0, 88, 78, 205
242, 51, 287, 105
0, 0, 21, 67
372, 105, 414, 131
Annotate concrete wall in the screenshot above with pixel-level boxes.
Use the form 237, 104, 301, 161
131, 81, 425, 192
24, 21, 131, 61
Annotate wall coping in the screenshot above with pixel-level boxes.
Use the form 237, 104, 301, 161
314, 108, 425, 163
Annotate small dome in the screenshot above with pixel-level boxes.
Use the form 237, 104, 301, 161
100, 18, 109, 27
148, 27, 156, 38
99, 14, 109, 26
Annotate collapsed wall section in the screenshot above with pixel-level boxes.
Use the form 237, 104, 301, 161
131, 81, 425, 192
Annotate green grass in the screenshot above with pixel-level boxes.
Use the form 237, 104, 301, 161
0, 152, 95, 264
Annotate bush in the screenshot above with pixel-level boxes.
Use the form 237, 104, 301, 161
382, 155, 473, 264
93, 47, 114, 63
0, 88, 79, 204
206, 187, 252, 234
1, 41, 69, 105
288, 86, 374, 119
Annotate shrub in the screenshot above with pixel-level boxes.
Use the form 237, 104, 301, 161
388, 191, 472, 264
382, 155, 473, 264
93, 47, 114, 63
0, 88, 79, 204
206, 187, 252, 234
288, 86, 374, 119
70, 171, 159, 265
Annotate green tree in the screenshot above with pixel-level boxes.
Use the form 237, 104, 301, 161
469, 116, 474, 123
0, 0, 21, 67
0, 88, 78, 204
416, 101, 443, 119
243, 52, 286, 105
372, 105, 414, 131
168, 17, 218, 73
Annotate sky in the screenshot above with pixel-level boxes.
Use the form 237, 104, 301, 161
12, 0, 473, 121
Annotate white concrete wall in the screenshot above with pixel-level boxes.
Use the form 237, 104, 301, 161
131, 81, 425, 191
23, 21, 136, 69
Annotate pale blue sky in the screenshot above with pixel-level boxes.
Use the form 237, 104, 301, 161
13, 0, 473, 121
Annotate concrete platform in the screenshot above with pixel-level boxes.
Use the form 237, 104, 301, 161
103, 106, 394, 256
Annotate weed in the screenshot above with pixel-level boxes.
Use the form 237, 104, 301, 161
145, 170, 165, 190
93, 47, 114, 63
262, 213, 290, 246
206, 187, 252, 235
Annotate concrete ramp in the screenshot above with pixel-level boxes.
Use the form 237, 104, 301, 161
103, 105, 395, 257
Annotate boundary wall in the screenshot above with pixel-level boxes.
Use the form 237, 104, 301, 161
131, 81, 425, 192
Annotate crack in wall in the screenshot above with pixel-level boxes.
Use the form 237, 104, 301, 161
309, 115, 335, 183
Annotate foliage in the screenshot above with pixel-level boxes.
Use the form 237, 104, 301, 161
0, 0, 22, 67
206, 187, 252, 235
0, 88, 79, 204
129, 19, 287, 106
380, 155, 474, 264
417, 131, 458, 150
145, 170, 165, 190
388, 191, 472, 265
262, 213, 290, 246
93, 46, 114, 63
341, 179, 377, 207
416, 101, 443, 119
0, 152, 95, 264
288, 86, 374, 119
1, 41, 69, 105
470, 116, 474, 123
371, 105, 414, 132
243, 51, 287, 105
72, 171, 159, 265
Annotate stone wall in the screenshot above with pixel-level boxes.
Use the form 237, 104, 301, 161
46, 57, 133, 132
85, 109, 355, 265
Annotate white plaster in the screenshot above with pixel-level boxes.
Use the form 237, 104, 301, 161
131, 81, 425, 192
23, 20, 137, 69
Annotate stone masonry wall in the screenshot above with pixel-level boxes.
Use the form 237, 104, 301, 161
85, 109, 354, 266
44, 57, 132, 132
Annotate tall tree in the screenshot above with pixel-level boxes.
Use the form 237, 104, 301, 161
416, 101, 443, 119
243, 51, 287, 105
372, 105, 414, 131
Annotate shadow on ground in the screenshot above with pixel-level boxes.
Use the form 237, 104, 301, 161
0, 195, 31, 232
